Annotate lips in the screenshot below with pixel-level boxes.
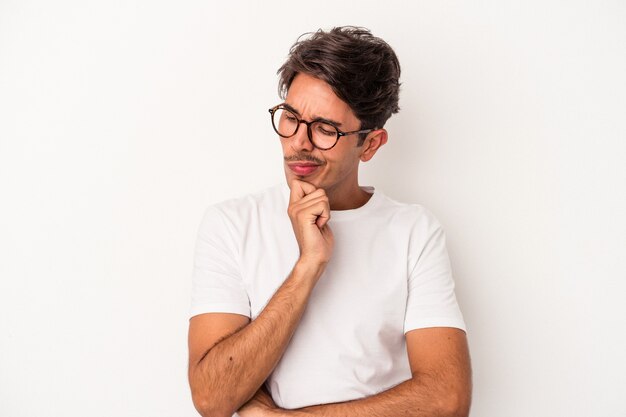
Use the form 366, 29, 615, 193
287, 163, 321, 176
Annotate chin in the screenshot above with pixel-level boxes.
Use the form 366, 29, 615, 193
284, 171, 323, 190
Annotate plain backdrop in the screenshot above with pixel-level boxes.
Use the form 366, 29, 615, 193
1, 1, 625, 416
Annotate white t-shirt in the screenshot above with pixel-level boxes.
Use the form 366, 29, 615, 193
190, 183, 465, 410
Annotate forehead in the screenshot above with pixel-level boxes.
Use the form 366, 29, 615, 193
284, 73, 358, 125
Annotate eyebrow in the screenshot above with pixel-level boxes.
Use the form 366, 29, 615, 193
282, 102, 343, 127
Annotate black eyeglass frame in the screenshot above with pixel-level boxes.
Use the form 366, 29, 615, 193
268, 104, 376, 150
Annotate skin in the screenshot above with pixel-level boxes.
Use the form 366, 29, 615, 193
239, 328, 472, 417
280, 73, 388, 211
188, 73, 472, 417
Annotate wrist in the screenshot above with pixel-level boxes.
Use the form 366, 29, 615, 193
294, 257, 327, 280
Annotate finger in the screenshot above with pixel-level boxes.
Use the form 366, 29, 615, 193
289, 180, 305, 203
293, 188, 326, 205
289, 179, 317, 203
315, 214, 330, 229
321, 223, 333, 237
319, 224, 334, 242
295, 195, 330, 214
296, 197, 331, 226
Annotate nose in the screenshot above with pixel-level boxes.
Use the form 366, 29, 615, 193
290, 120, 315, 152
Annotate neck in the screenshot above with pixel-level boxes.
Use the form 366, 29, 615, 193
326, 184, 372, 211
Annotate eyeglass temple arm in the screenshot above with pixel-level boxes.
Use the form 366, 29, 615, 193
338, 127, 377, 137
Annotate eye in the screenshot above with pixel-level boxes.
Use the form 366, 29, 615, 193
279, 110, 298, 124
315, 123, 337, 136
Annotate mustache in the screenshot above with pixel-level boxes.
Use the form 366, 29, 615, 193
284, 153, 325, 165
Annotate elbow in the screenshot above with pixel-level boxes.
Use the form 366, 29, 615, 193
438, 389, 471, 417
191, 394, 233, 417
189, 361, 232, 417
189, 372, 235, 417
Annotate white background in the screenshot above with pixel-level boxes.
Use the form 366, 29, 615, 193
1, 1, 625, 416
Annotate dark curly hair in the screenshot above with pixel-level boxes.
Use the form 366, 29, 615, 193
277, 26, 401, 145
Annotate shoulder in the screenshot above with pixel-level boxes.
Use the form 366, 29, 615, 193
205, 183, 285, 216
199, 183, 286, 232
374, 191, 444, 233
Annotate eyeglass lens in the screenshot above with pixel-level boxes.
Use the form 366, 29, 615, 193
272, 108, 339, 150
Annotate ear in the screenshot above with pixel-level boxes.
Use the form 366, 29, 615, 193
359, 129, 388, 162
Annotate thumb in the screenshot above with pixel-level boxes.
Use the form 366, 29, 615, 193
289, 179, 318, 202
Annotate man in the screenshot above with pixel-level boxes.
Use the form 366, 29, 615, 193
188, 26, 471, 417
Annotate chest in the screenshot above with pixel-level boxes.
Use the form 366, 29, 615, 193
238, 216, 411, 320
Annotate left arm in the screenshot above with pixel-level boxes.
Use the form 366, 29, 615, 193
239, 327, 472, 417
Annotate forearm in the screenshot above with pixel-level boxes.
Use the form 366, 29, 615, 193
279, 373, 469, 417
190, 260, 325, 417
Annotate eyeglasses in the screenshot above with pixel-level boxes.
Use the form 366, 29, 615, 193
268, 104, 375, 150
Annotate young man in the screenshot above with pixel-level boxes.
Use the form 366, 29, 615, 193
188, 27, 471, 417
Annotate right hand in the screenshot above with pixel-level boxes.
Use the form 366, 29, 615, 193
287, 179, 334, 265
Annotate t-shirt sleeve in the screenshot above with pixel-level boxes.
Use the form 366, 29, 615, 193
189, 205, 251, 319
404, 209, 466, 333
